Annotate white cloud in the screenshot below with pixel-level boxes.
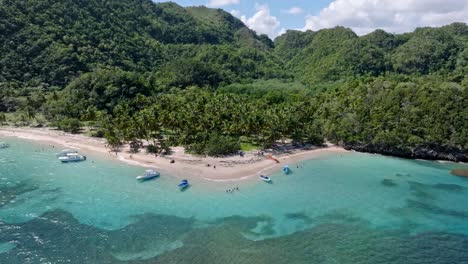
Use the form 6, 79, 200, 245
240, 4, 280, 38
303, 0, 468, 35
277, 27, 287, 36
230, 9, 241, 17
284, 7, 304, 15
207, 0, 239, 8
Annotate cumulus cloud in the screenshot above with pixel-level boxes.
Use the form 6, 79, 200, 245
303, 0, 468, 35
239, 4, 280, 38
207, 0, 239, 8
284, 7, 304, 15
277, 27, 287, 36
230, 9, 241, 17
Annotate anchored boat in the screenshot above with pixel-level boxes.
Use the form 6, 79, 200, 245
259, 175, 272, 182
283, 165, 290, 174
58, 152, 86, 162
136, 170, 160, 181
178, 179, 190, 190
0, 142, 9, 149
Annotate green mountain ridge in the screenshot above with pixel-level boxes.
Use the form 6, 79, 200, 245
0, 0, 275, 88
1, 0, 467, 89
0, 0, 467, 161
279, 23, 468, 84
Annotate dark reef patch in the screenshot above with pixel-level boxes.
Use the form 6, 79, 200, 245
0, 181, 39, 208
382, 178, 398, 187
285, 212, 313, 222
407, 181, 465, 195
407, 181, 436, 200
395, 173, 411, 177
405, 199, 468, 219
1, 210, 468, 264
433, 183, 465, 192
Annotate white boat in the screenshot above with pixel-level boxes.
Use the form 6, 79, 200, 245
259, 175, 272, 182
0, 142, 9, 149
58, 152, 86, 162
56, 149, 78, 157
136, 170, 160, 181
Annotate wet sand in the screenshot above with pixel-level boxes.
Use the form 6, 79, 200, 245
451, 169, 468, 178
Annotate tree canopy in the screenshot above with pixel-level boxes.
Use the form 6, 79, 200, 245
0, 0, 466, 160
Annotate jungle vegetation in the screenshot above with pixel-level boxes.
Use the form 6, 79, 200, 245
0, 0, 467, 159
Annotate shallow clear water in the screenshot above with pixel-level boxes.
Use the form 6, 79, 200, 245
1, 138, 467, 263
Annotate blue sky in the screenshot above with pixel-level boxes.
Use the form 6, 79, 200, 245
154, 0, 468, 39
163, 0, 331, 29
157, 0, 332, 37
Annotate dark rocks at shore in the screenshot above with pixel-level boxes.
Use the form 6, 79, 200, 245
341, 143, 467, 163
451, 169, 468, 178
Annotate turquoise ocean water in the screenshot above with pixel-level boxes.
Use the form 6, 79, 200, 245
1, 137, 468, 263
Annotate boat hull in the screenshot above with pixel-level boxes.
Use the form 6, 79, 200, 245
136, 175, 159, 181
179, 184, 189, 190
60, 157, 86, 163
259, 176, 272, 182
136, 170, 160, 181
178, 180, 190, 190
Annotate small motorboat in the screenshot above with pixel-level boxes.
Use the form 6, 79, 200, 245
178, 179, 189, 190
56, 149, 78, 157
259, 175, 272, 182
136, 170, 160, 181
283, 165, 290, 174
0, 142, 9, 149
58, 152, 86, 162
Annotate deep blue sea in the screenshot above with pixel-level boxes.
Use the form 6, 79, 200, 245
1, 137, 468, 264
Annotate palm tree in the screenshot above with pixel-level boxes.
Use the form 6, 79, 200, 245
0, 112, 6, 125
25, 106, 36, 122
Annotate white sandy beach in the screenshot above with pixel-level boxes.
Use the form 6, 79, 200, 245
0, 127, 349, 182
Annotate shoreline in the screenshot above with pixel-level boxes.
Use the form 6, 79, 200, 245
0, 127, 349, 182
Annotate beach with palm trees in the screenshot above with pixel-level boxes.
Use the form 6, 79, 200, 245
0, 127, 348, 182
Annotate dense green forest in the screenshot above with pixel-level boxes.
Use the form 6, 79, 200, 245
0, 0, 466, 161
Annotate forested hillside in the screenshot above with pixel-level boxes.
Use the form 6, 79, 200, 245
279, 23, 468, 84
0, 0, 277, 88
0, 0, 466, 161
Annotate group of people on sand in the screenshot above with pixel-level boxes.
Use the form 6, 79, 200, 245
226, 187, 239, 193
206, 164, 216, 169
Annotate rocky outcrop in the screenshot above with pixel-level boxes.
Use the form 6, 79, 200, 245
342, 143, 467, 162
